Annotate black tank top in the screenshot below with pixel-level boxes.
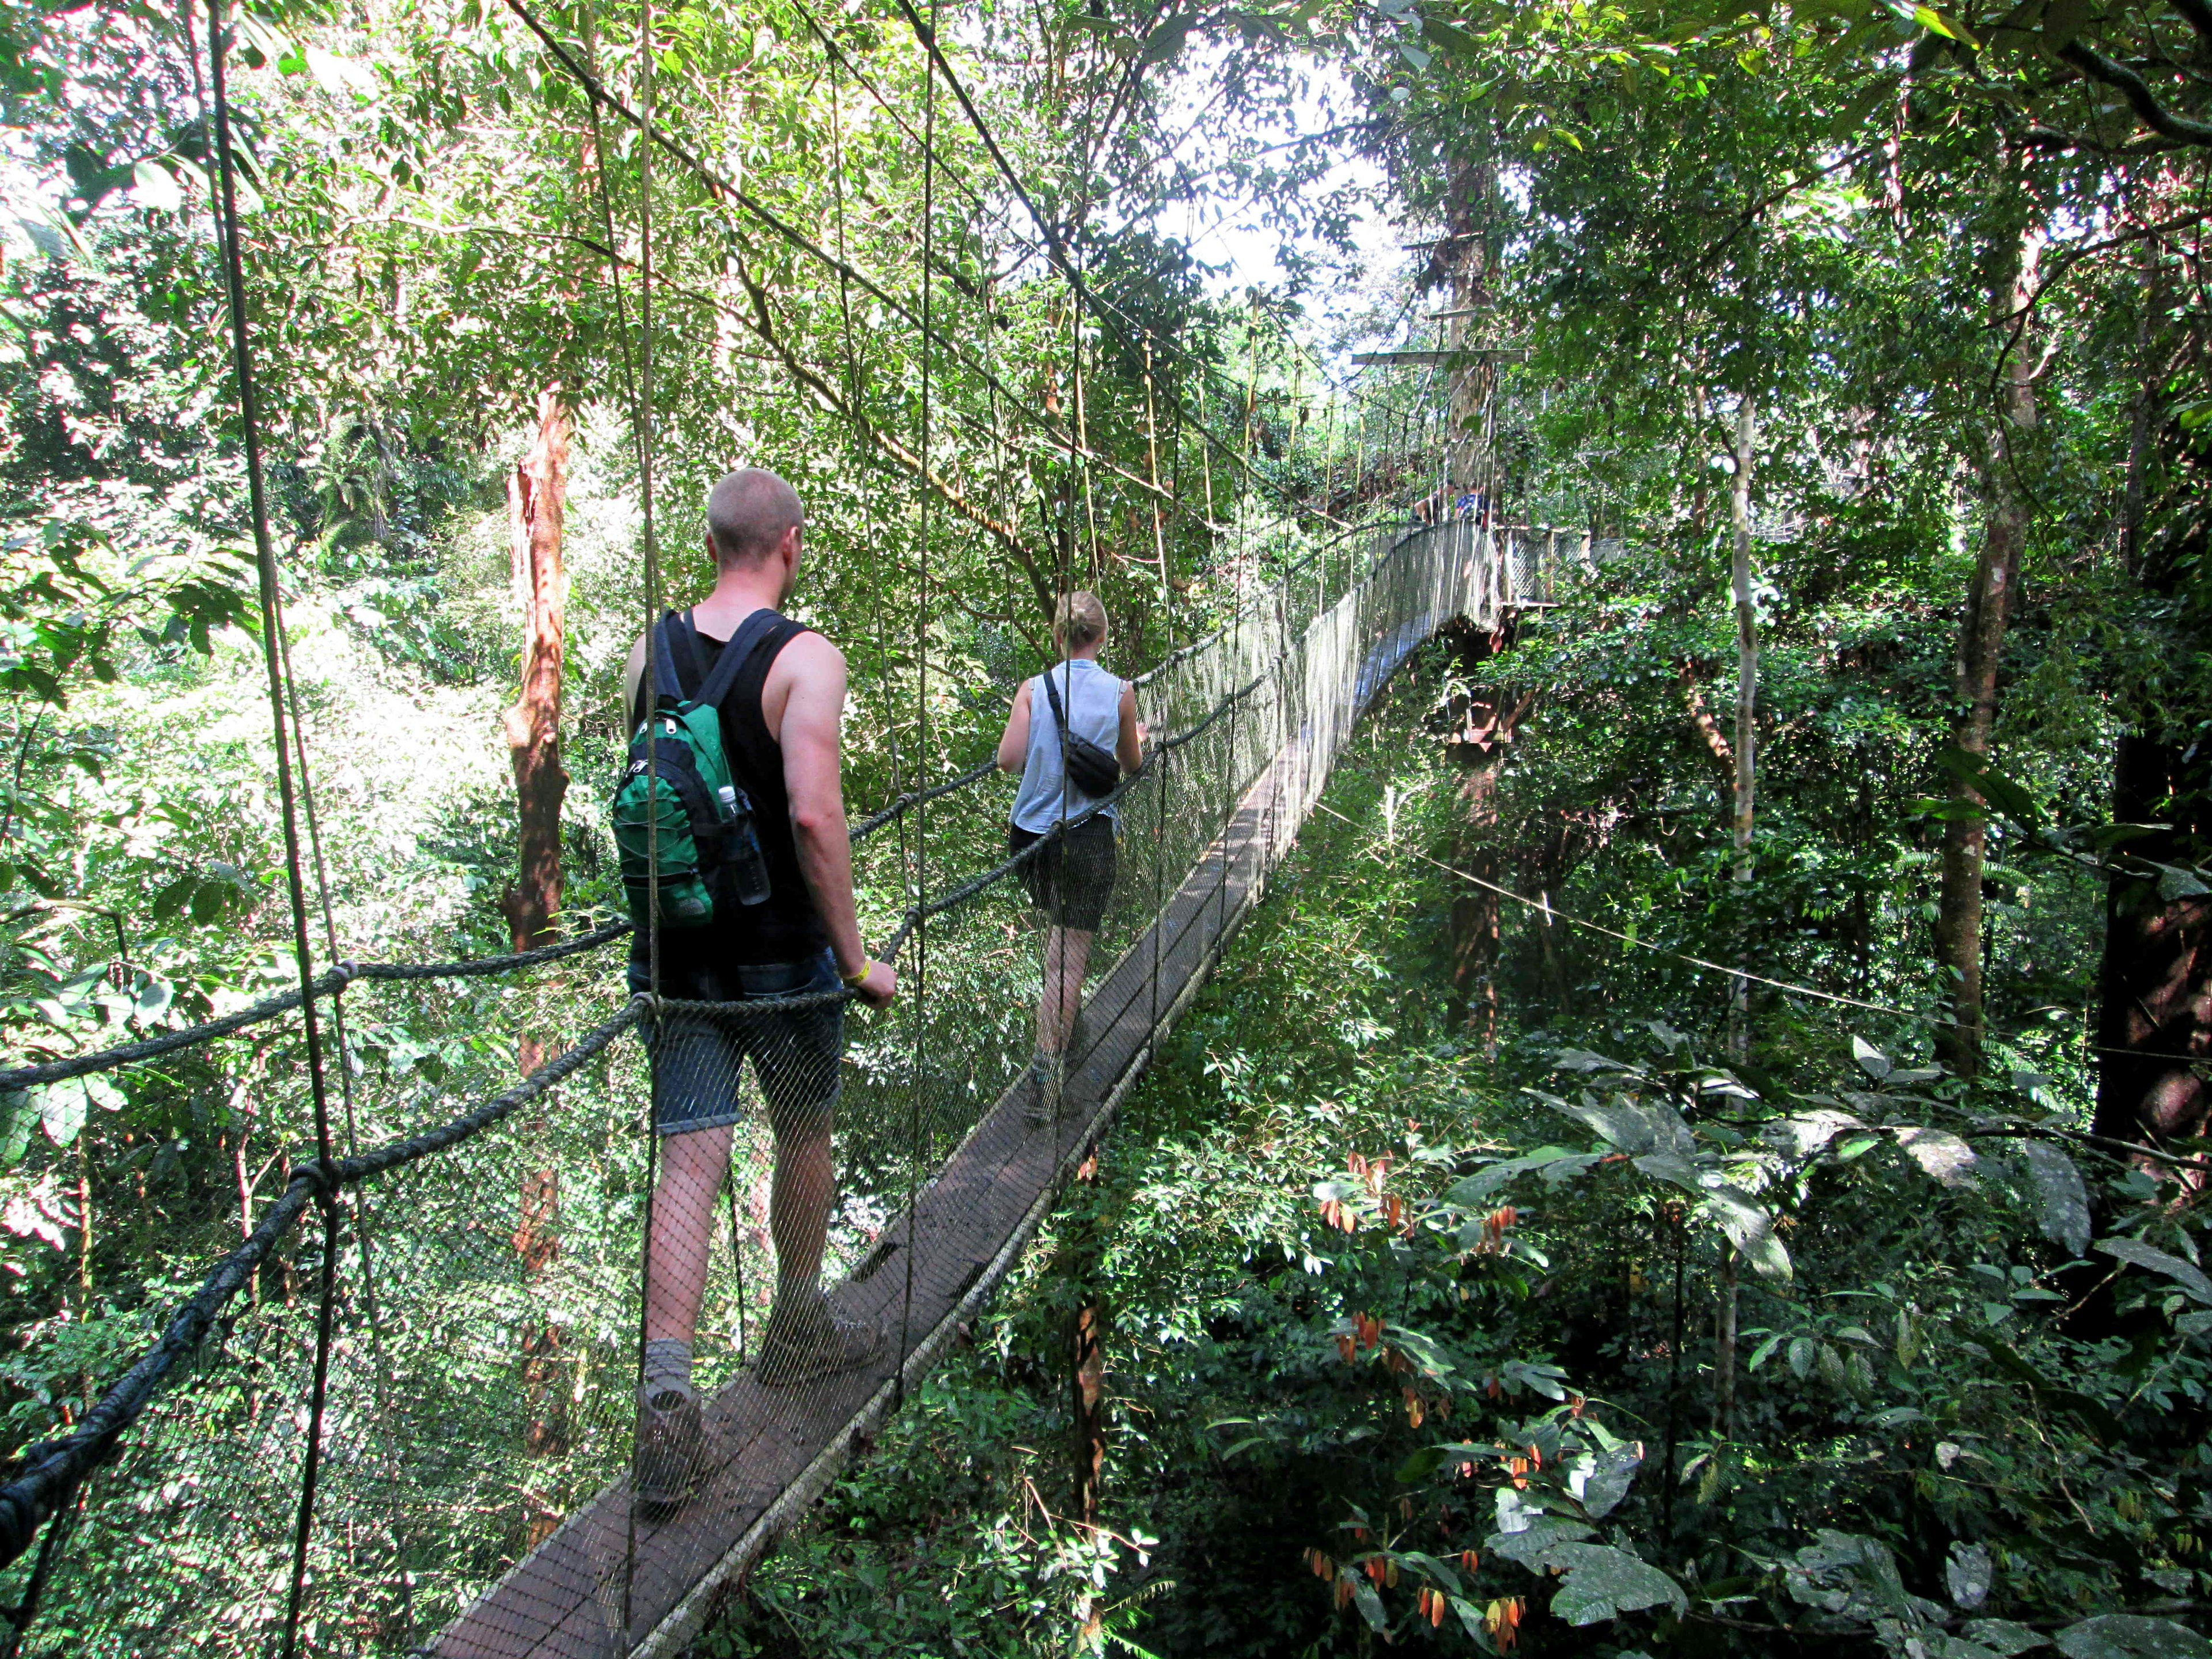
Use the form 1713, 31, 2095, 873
628, 607, 830, 972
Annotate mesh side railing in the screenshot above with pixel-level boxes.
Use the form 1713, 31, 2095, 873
0, 521, 1514, 1659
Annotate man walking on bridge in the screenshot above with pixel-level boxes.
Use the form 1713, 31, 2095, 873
620, 467, 897, 1508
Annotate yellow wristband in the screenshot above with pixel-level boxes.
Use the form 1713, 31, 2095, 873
841, 960, 874, 989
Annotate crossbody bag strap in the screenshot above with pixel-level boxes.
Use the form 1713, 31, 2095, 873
1041, 662, 1076, 738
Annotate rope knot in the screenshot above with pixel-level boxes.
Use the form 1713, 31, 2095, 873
289, 1160, 342, 1202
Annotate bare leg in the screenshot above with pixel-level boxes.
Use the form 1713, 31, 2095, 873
1036, 925, 1097, 1056
644, 1123, 734, 1347
767, 1117, 835, 1315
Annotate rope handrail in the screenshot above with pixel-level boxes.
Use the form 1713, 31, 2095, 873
0, 999, 648, 1567
0, 921, 635, 1093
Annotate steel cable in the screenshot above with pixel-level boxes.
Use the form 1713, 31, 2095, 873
200, 6, 344, 1646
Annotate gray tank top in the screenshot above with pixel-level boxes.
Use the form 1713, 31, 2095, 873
1011, 658, 1125, 832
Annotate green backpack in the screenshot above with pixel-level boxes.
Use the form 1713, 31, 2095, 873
611, 609, 775, 930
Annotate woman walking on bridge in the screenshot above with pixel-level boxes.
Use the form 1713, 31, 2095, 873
997, 592, 1144, 1120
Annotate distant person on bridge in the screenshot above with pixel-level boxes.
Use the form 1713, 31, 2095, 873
996, 592, 1144, 1122
619, 467, 897, 1508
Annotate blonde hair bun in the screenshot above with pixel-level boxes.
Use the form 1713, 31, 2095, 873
1053, 590, 1108, 650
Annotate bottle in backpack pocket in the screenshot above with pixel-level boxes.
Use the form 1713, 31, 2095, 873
715, 783, 772, 907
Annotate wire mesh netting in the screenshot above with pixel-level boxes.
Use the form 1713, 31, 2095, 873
0, 520, 1544, 1659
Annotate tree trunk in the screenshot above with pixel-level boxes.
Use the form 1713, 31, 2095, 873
1442, 622, 1528, 1047
2091, 246, 2212, 1149
1070, 1152, 1107, 1526
1713, 1245, 1740, 1441
503, 387, 570, 1503
1727, 396, 1758, 1060
1442, 157, 1495, 503
502, 386, 572, 985
2092, 748, 2212, 1148
1934, 216, 2042, 1079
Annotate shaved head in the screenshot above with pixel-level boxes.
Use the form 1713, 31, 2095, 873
706, 467, 804, 568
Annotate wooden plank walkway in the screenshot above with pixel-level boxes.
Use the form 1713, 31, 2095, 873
430, 615, 1431, 1659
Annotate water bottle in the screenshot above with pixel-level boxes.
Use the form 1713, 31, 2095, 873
717, 783, 772, 907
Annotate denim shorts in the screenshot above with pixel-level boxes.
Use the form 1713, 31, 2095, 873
628, 948, 845, 1137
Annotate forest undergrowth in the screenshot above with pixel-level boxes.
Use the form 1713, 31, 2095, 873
710, 650, 2212, 1659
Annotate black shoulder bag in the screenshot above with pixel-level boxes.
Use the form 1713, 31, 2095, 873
1041, 666, 1121, 798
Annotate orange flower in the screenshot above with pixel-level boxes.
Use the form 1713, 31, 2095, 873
1404, 1388, 1425, 1427
1460, 1548, 1480, 1573
1487, 1596, 1525, 1650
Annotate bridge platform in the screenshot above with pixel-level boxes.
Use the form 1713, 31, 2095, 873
433, 727, 1315, 1659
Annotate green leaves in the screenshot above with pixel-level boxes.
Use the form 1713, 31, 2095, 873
2018, 1142, 2089, 1257
2094, 1237, 2212, 1305
1443, 1145, 1602, 1205
1545, 1544, 1689, 1624
1420, 13, 1483, 55
1139, 13, 1199, 62
1699, 1179, 1793, 1282
1531, 1087, 1693, 1157
29, 1074, 122, 1149
151, 864, 252, 930
1487, 1521, 1685, 1624
1934, 746, 2043, 828
1894, 1126, 1978, 1188
2054, 1617, 2212, 1659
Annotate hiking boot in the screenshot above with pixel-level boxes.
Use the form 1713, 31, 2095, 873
634, 1382, 706, 1510
755, 1300, 882, 1388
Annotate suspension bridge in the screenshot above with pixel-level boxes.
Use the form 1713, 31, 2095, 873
0, 1, 1586, 1652
0, 514, 1565, 1658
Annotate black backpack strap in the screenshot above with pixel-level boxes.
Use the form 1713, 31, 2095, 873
672, 609, 713, 692
692, 608, 785, 712
649, 613, 684, 702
